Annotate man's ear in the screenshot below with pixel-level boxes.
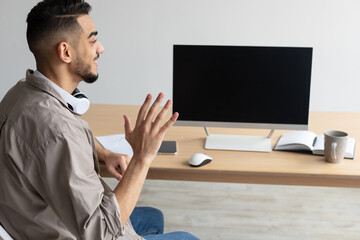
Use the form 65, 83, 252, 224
57, 42, 72, 63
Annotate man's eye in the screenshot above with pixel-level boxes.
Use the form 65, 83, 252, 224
91, 39, 97, 44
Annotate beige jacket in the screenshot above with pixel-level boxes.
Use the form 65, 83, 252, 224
0, 70, 141, 240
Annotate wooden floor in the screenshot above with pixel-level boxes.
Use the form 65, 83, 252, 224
104, 178, 360, 240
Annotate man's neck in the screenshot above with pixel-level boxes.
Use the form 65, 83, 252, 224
37, 66, 79, 94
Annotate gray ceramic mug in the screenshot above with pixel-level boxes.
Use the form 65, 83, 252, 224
324, 130, 348, 163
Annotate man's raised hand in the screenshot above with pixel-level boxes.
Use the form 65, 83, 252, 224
123, 93, 179, 164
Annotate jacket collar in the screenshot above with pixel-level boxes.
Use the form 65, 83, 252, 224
25, 69, 80, 115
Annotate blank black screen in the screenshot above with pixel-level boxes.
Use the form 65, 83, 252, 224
173, 45, 312, 126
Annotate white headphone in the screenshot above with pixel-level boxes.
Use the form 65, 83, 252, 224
48, 82, 90, 115
67, 88, 90, 115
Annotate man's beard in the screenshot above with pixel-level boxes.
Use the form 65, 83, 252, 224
75, 54, 99, 83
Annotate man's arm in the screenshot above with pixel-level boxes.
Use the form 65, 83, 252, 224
112, 93, 178, 226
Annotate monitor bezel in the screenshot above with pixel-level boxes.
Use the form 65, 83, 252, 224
174, 119, 308, 130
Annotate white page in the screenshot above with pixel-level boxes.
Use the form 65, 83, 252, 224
313, 134, 324, 151
346, 138, 356, 158
276, 131, 317, 149
96, 134, 133, 157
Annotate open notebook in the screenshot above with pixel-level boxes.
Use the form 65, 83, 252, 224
274, 131, 355, 159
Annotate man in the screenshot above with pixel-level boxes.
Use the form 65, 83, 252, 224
0, 0, 198, 239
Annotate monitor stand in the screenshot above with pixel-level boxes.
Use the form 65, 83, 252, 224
204, 127, 274, 152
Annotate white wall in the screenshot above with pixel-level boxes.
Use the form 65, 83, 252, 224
1, 0, 360, 111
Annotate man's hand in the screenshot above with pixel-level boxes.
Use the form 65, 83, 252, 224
103, 150, 131, 180
95, 142, 131, 180
123, 93, 178, 165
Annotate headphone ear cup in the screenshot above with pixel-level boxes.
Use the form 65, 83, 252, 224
73, 97, 90, 115
67, 88, 90, 115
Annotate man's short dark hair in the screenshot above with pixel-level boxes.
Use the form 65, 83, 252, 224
26, 0, 91, 54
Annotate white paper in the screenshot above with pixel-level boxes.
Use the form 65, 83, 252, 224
275, 130, 317, 150
96, 134, 133, 157
313, 134, 325, 151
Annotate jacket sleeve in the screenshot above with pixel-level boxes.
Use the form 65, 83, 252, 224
33, 130, 124, 239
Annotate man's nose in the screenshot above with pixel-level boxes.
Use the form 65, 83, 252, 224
97, 41, 104, 54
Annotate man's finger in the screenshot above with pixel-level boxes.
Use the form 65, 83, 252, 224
144, 93, 164, 125
159, 112, 179, 136
152, 99, 172, 130
135, 94, 152, 127
123, 115, 132, 138
107, 166, 122, 181
119, 157, 128, 174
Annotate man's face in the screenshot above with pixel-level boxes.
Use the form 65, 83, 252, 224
73, 15, 104, 83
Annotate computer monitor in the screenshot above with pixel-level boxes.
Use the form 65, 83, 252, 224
172, 45, 313, 152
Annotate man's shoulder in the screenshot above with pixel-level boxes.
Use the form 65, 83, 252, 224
0, 79, 80, 146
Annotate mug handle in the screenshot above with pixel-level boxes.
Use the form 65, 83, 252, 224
331, 142, 337, 160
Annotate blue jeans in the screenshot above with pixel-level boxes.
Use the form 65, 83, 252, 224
130, 207, 199, 240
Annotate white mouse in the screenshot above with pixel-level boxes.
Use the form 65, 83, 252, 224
188, 153, 213, 167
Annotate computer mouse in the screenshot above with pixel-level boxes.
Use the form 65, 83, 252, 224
188, 153, 213, 167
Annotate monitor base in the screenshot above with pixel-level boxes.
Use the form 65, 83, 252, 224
204, 129, 273, 152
